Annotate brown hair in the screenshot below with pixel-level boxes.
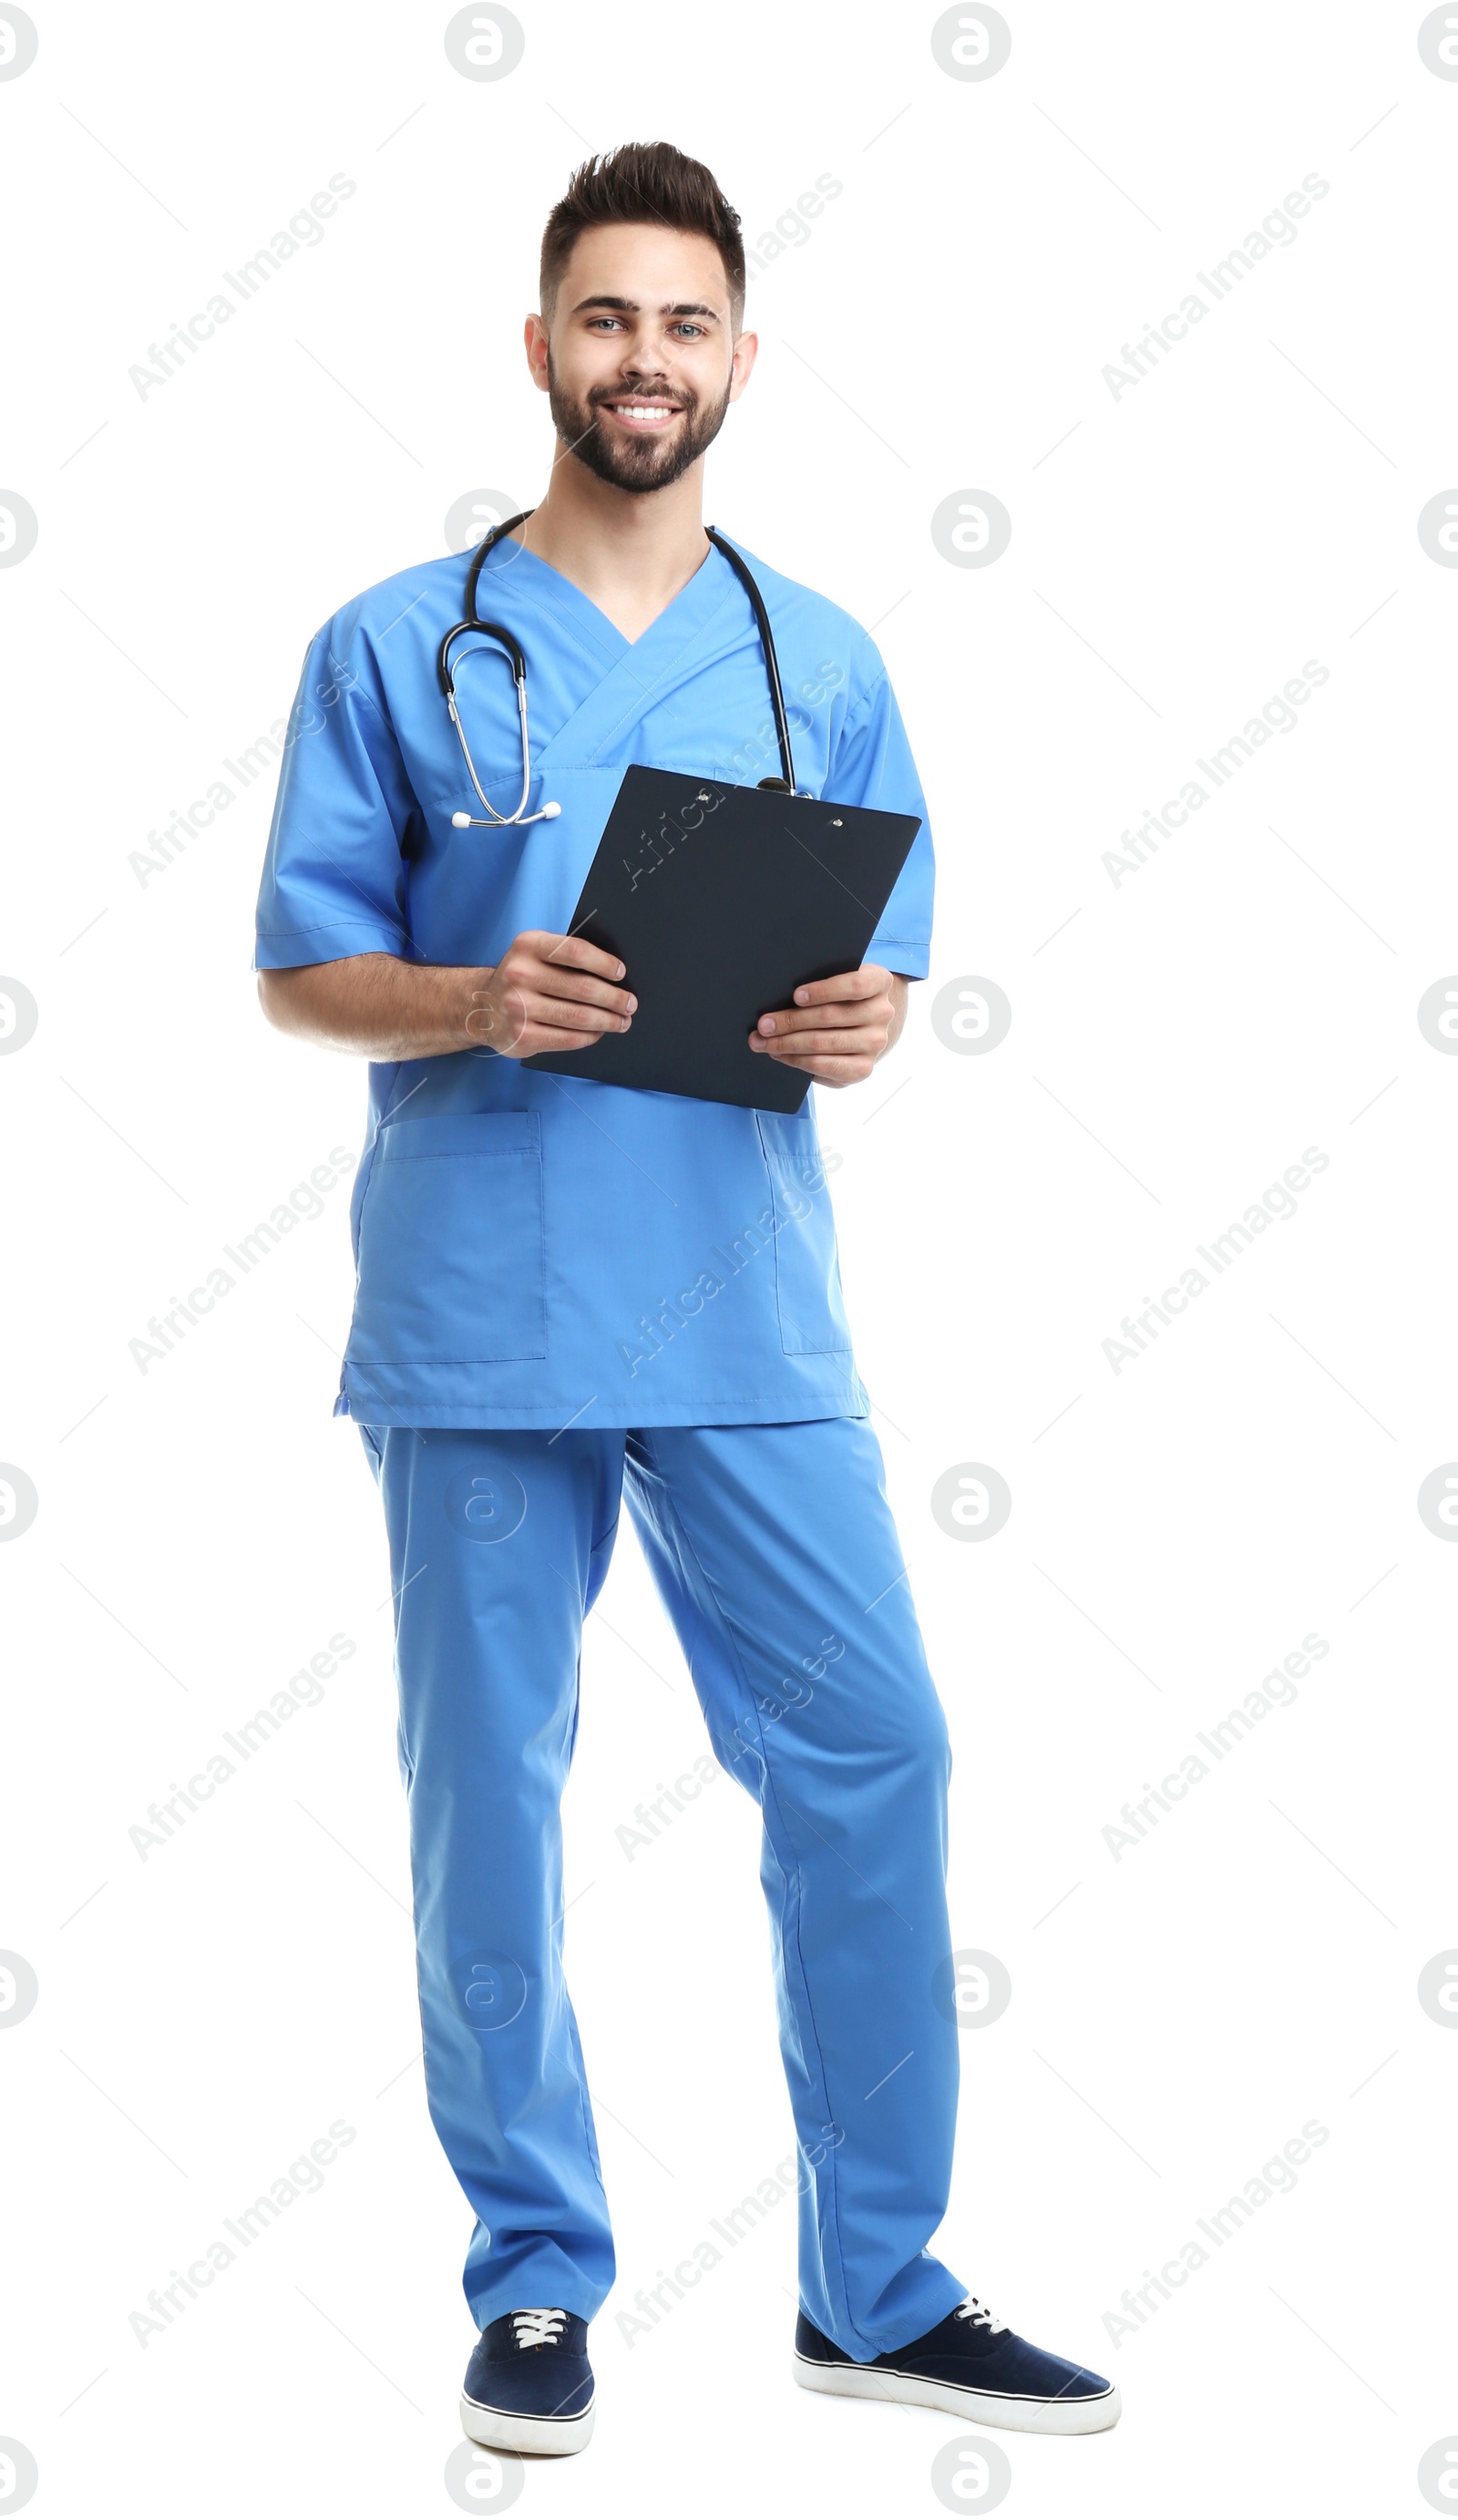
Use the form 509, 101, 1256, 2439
539, 142, 746, 328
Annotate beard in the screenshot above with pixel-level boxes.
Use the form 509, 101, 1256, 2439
547, 356, 734, 494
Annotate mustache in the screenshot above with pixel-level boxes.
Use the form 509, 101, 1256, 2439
588, 385, 692, 412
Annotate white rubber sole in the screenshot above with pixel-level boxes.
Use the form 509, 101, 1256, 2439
794, 2352, 1121, 2435
459, 2391, 595, 2456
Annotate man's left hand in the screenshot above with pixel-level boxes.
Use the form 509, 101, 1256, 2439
747, 966, 908, 1086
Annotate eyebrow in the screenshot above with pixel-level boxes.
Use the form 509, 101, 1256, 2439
569, 293, 722, 323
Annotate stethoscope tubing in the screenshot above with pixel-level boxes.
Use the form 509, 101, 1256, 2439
438, 509, 799, 828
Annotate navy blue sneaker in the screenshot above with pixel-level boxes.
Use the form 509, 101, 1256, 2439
461, 2308, 595, 2455
795, 2294, 1120, 2434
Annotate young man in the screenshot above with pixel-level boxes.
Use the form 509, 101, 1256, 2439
255, 143, 1118, 2457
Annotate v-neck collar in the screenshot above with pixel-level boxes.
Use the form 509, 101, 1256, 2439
477, 530, 730, 663
469, 531, 781, 774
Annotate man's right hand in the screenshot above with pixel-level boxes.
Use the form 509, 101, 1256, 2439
468, 931, 636, 1058
255, 938, 634, 1064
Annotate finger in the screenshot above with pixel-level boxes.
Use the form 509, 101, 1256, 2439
516, 1023, 617, 1056
529, 993, 632, 1034
754, 1026, 888, 1058
528, 931, 630, 982
493, 1030, 615, 1062
529, 967, 637, 1013
789, 966, 886, 1008
471, 986, 629, 1048
765, 1053, 877, 1085
495, 959, 635, 1016
755, 995, 889, 1036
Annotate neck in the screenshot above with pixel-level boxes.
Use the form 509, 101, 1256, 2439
510, 451, 711, 642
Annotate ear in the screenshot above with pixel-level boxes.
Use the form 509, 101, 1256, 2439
523, 311, 550, 394
727, 329, 759, 405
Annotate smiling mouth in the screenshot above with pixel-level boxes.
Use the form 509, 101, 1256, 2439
600, 399, 684, 432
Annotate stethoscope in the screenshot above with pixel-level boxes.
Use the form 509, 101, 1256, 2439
437, 509, 803, 829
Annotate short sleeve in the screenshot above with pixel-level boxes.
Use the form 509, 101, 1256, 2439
827, 653, 935, 979
252, 627, 418, 971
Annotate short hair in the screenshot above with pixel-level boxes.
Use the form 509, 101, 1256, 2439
539, 141, 746, 329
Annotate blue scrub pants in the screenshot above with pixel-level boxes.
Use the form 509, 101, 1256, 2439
361, 1414, 967, 2361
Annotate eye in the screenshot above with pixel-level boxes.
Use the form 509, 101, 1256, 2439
675, 322, 707, 339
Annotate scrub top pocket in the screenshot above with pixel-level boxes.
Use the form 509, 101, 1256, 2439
348, 1110, 547, 1364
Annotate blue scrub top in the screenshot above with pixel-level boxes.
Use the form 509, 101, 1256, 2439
254, 532, 936, 1430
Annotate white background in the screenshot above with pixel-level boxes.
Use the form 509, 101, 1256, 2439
3, 3, 1457, 2515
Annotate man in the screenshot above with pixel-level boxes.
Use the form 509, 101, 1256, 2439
255, 141, 1118, 2457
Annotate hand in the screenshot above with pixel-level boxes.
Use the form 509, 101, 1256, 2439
747, 965, 906, 1086
466, 931, 636, 1058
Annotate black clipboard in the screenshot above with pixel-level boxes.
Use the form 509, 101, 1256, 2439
524, 766, 919, 1113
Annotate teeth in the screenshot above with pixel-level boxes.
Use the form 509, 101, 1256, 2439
615, 405, 675, 417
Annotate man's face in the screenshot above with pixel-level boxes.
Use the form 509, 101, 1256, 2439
527, 224, 756, 495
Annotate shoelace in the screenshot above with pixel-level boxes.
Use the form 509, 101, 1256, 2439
509, 2307, 569, 2350
955, 2295, 1010, 2335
